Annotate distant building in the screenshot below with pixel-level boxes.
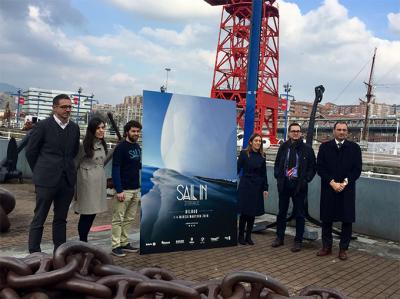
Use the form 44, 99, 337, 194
323, 101, 394, 118
90, 103, 115, 125
283, 100, 327, 118
21, 87, 92, 124
277, 98, 396, 135
288, 101, 312, 118
115, 95, 143, 123
93, 103, 114, 111
390, 104, 400, 117
92, 103, 115, 117
369, 102, 393, 118
280, 99, 396, 120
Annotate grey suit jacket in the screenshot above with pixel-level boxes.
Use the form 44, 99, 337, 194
26, 117, 80, 187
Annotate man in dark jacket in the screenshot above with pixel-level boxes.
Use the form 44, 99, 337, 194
26, 94, 80, 253
316, 122, 362, 260
271, 123, 316, 252
111, 120, 142, 257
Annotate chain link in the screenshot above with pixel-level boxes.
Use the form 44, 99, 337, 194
0, 241, 348, 299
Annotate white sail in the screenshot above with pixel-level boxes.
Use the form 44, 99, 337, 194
160, 94, 236, 180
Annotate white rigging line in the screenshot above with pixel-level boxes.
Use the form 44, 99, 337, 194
374, 61, 400, 86
332, 58, 371, 103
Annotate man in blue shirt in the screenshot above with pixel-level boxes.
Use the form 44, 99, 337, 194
272, 123, 316, 252
111, 120, 142, 257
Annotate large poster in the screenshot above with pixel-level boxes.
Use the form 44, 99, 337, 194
140, 91, 237, 254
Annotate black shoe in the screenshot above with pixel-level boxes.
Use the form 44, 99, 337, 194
291, 242, 302, 252
120, 243, 139, 253
238, 235, 246, 245
111, 247, 126, 257
246, 236, 254, 245
271, 238, 284, 248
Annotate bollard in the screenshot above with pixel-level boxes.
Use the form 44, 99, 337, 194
0, 188, 16, 232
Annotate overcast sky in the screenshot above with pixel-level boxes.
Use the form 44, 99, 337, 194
0, 0, 399, 105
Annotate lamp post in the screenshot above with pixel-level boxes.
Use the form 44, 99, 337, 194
89, 93, 95, 114
165, 68, 171, 91
86, 93, 95, 123
394, 118, 399, 155
12, 89, 25, 128
36, 92, 42, 119
280, 83, 295, 141
16, 89, 22, 127
283, 83, 291, 141
76, 87, 82, 123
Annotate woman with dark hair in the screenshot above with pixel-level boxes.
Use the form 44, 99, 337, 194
237, 133, 269, 245
74, 117, 108, 242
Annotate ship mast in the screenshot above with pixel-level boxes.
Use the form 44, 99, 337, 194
361, 48, 377, 142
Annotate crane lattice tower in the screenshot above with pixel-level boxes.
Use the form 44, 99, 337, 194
206, 0, 279, 143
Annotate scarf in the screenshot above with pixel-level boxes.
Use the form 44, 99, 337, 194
287, 139, 302, 170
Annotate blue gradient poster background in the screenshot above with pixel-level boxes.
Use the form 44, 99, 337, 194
140, 90, 237, 254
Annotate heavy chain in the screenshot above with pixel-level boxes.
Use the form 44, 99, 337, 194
0, 241, 347, 299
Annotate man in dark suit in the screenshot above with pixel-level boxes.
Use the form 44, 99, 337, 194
271, 123, 316, 252
316, 121, 362, 260
26, 94, 80, 253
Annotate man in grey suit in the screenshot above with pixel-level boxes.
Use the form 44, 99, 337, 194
26, 94, 80, 253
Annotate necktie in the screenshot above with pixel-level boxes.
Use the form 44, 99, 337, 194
338, 142, 342, 149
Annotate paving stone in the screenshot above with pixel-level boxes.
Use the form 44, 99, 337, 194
0, 181, 399, 298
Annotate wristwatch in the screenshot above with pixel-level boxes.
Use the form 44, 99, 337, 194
343, 178, 348, 186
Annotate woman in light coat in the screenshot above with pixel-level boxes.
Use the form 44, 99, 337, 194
74, 117, 108, 242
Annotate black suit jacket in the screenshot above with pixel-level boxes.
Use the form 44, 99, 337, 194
274, 140, 316, 194
26, 117, 80, 187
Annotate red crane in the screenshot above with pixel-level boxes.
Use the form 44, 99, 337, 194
205, 0, 279, 143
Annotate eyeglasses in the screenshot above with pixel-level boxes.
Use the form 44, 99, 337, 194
290, 130, 301, 133
57, 105, 73, 110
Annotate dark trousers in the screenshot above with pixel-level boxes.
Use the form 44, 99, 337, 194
276, 178, 306, 243
238, 214, 255, 238
29, 176, 75, 253
321, 221, 352, 250
78, 214, 96, 242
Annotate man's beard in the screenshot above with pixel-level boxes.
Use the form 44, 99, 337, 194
128, 135, 138, 142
